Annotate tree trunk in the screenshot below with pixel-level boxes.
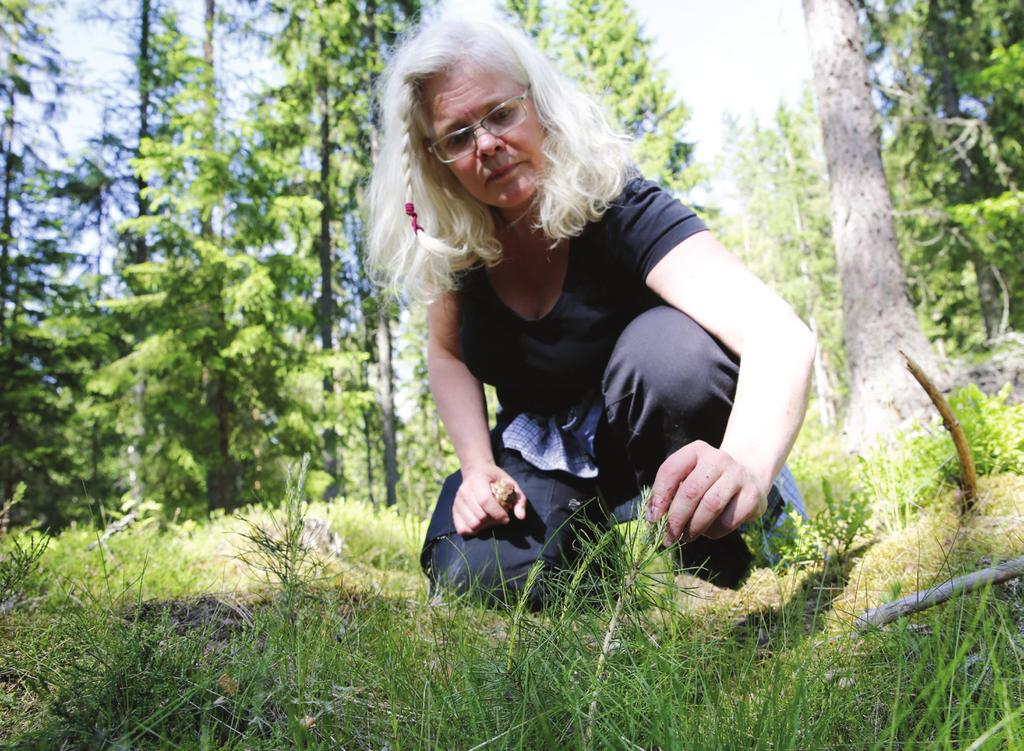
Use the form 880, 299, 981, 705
808, 313, 836, 427
203, 0, 214, 68
125, 1, 155, 508
803, 0, 942, 447
133, 0, 152, 265
362, 403, 376, 508
199, 0, 234, 512
1, 53, 15, 349
205, 367, 235, 513
1, 58, 16, 529
317, 41, 339, 500
376, 307, 398, 507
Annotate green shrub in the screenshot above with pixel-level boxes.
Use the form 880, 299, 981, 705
748, 479, 872, 568
1, 483, 50, 609
1, 533, 49, 608
861, 383, 1024, 531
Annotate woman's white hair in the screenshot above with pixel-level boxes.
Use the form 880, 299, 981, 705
367, 13, 633, 303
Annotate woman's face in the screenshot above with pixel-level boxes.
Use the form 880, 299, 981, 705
423, 62, 546, 222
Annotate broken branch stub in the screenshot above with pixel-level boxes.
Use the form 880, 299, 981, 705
899, 349, 977, 512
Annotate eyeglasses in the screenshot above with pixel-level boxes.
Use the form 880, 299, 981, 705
428, 90, 530, 164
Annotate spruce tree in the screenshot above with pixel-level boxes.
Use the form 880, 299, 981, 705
865, 0, 1024, 349
102, 8, 319, 515
256, 0, 418, 507
0, 0, 115, 527
506, 0, 703, 196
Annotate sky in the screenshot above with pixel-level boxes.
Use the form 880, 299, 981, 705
439, 0, 815, 167
54, 0, 814, 196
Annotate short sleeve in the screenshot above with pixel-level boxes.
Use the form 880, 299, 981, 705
599, 178, 707, 280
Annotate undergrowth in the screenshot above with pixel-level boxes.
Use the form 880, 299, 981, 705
1, 387, 1023, 749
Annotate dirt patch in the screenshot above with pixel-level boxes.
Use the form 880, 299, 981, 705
132, 595, 259, 646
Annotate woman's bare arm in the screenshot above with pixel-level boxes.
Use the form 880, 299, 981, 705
427, 292, 527, 536
643, 230, 815, 544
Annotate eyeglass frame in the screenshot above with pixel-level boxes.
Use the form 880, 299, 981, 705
427, 88, 532, 164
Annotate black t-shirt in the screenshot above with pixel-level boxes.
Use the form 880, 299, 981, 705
458, 177, 707, 417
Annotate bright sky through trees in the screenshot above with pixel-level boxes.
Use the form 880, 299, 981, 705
441, 0, 813, 167
55, 0, 811, 197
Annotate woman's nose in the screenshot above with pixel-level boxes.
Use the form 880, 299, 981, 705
474, 128, 503, 155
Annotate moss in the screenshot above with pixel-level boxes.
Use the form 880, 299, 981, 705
826, 474, 1024, 630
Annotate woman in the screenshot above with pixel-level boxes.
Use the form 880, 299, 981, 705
368, 14, 815, 606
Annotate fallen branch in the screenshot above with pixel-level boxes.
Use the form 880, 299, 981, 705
87, 509, 138, 550
899, 350, 977, 512
855, 555, 1024, 630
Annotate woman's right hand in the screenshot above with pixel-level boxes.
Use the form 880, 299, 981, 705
453, 463, 528, 538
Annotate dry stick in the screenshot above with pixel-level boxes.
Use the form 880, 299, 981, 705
87, 509, 138, 550
898, 349, 977, 512
855, 555, 1024, 630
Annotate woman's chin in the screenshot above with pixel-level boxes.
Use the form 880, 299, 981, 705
491, 182, 537, 221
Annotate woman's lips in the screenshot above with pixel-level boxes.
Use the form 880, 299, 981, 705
487, 162, 519, 181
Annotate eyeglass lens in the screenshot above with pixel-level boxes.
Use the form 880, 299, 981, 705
435, 96, 527, 162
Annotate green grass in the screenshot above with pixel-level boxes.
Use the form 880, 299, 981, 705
4, 550, 1022, 750
3, 390, 1024, 750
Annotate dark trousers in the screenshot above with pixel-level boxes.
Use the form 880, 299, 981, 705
421, 306, 754, 607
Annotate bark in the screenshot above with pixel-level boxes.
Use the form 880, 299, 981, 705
126, 2, 155, 506
803, 0, 942, 447
901, 350, 977, 511
1, 60, 16, 531
377, 308, 398, 507
199, 0, 234, 512
362, 404, 376, 508
203, 0, 214, 68
200, 0, 214, 240
808, 307, 836, 427
1, 51, 15, 349
205, 373, 236, 513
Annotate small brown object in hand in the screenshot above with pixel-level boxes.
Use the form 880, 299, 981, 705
490, 478, 515, 510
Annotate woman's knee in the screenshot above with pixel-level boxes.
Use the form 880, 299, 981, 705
602, 306, 739, 446
421, 456, 605, 607
425, 532, 549, 606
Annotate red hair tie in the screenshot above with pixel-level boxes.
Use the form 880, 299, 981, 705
404, 202, 423, 234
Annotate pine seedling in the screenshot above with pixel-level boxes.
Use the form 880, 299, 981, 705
583, 512, 671, 748
504, 557, 547, 673
236, 455, 323, 616
0, 483, 48, 610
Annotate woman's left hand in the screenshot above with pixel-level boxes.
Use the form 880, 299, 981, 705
644, 440, 768, 547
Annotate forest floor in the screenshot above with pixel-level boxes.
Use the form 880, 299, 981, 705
2, 400, 1024, 749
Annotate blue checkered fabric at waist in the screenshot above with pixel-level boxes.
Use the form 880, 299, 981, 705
499, 393, 806, 524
